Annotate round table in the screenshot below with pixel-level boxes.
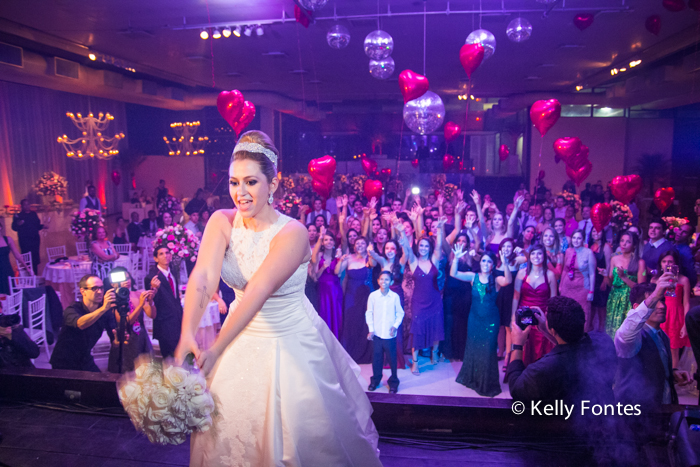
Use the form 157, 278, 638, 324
43, 256, 131, 308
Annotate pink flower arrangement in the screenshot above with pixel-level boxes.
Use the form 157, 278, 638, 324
152, 225, 200, 263
70, 209, 103, 237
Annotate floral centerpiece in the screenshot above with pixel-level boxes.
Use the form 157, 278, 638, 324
158, 194, 182, 218
34, 171, 68, 202
118, 357, 215, 446
350, 175, 367, 197
443, 183, 458, 200
152, 224, 199, 264
431, 174, 446, 192
280, 176, 295, 194
70, 209, 103, 238
662, 216, 688, 230
557, 191, 582, 212
280, 193, 301, 216
610, 201, 633, 233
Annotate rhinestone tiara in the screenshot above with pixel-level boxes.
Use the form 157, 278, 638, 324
232, 142, 278, 168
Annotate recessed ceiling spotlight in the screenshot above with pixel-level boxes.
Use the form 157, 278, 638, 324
88, 53, 97, 61
244, 26, 253, 37
256, 25, 264, 36
222, 26, 231, 38
212, 28, 222, 39
200, 29, 209, 40
233, 26, 241, 37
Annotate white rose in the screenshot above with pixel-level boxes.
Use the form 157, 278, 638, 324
151, 387, 174, 409
147, 407, 169, 423
163, 366, 189, 390
119, 382, 141, 405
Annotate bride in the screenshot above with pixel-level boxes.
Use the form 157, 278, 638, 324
175, 130, 382, 466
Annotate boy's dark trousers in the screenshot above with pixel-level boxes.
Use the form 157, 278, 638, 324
371, 335, 399, 391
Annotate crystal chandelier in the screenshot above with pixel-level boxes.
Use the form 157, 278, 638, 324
163, 121, 209, 156
57, 112, 125, 160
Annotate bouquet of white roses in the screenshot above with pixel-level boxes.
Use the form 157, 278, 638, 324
152, 225, 199, 263
70, 209, 103, 237
118, 356, 215, 445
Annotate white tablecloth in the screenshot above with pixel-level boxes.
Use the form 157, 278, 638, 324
181, 297, 220, 328
138, 235, 155, 250
42, 257, 131, 283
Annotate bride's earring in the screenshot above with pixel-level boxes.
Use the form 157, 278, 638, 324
268, 192, 274, 204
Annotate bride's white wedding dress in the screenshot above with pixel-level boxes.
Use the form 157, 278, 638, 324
190, 212, 382, 466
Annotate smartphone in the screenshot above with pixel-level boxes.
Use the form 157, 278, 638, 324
411, 187, 421, 195
664, 265, 679, 297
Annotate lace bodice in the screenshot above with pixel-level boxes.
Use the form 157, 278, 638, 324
221, 211, 308, 296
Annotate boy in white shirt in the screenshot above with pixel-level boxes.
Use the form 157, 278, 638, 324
366, 271, 405, 393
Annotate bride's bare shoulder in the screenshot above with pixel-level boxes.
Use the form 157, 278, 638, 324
208, 209, 236, 235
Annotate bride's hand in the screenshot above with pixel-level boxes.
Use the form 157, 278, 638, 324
174, 334, 200, 366
197, 348, 221, 377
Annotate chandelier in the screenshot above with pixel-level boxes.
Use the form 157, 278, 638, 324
57, 112, 125, 160
163, 121, 208, 156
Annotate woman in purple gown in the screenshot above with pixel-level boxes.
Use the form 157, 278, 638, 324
394, 215, 445, 375
311, 227, 343, 338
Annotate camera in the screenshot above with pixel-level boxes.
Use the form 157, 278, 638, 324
108, 269, 131, 315
515, 307, 538, 330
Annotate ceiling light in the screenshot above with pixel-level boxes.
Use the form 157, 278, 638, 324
610, 68, 618, 75
222, 27, 232, 38
200, 29, 209, 40
575, 85, 583, 91
244, 26, 253, 37
233, 26, 241, 37
212, 28, 222, 39
256, 25, 264, 36
88, 53, 97, 61
619, 67, 627, 72
629, 59, 642, 68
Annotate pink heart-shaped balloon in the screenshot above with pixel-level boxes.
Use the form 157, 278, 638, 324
538, 170, 546, 180
398, 70, 429, 104
231, 101, 256, 137
498, 144, 509, 162
573, 13, 594, 31
459, 43, 485, 79
610, 175, 642, 205
361, 158, 378, 177
530, 99, 561, 137
654, 187, 675, 213
663, 0, 685, 12
553, 137, 582, 165
566, 160, 592, 186
307, 155, 336, 187
411, 159, 419, 168
216, 90, 244, 128
646, 15, 661, 36
444, 122, 461, 143
566, 145, 589, 171
443, 154, 455, 171
312, 179, 331, 199
363, 179, 383, 200
590, 203, 613, 233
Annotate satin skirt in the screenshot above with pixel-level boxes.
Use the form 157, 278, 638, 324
190, 289, 381, 467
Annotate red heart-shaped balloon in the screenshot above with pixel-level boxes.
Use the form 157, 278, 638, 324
566, 160, 592, 186
573, 13, 594, 31
653, 187, 675, 213
312, 179, 331, 199
553, 137, 582, 165
308, 155, 336, 187
294, 4, 311, 28
538, 170, 546, 180
231, 101, 256, 137
566, 145, 589, 171
498, 144, 509, 162
364, 179, 383, 200
690, 0, 700, 11
663, 0, 685, 12
361, 158, 378, 177
216, 90, 244, 128
610, 175, 642, 205
459, 43, 485, 79
590, 203, 613, 233
443, 154, 455, 171
444, 122, 461, 143
411, 159, 419, 168
530, 99, 561, 137
398, 70, 429, 104
645, 15, 661, 36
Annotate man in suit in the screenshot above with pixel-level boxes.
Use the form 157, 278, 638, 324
141, 210, 161, 236
79, 185, 102, 212
127, 212, 143, 249
145, 246, 182, 359
11, 199, 46, 274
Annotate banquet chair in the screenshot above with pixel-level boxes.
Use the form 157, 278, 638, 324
114, 244, 132, 256
76, 241, 89, 256
70, 262, 92, 302
47, 245, 67, 263
6, 290, 23, 326
27, 295, 50, 357
20, 251, 34, 276
130, 252, 145, 289
9, 276, 37, 294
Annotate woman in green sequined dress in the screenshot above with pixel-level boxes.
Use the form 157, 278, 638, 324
605, 231, 645, 337
452, 247, 512, 397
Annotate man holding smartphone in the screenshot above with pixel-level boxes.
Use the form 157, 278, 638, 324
50, 274, 116, 372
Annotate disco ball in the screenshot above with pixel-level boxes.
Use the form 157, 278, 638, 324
506, 18, 532, 43
403, 91, 445, 135
364, 30, 394, 60
327, 25, 350, 49
369, 57, 395, 79
298, 0, 329, 12
465, 29, 496, 60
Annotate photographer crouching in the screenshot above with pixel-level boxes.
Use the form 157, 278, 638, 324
0, 301, 40, 368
